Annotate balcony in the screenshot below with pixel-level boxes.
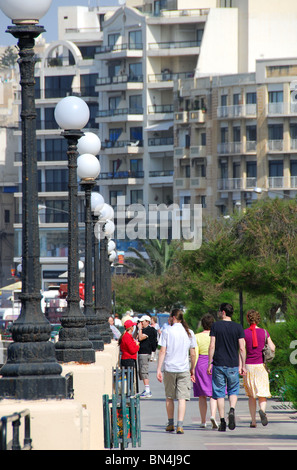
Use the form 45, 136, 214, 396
217, 142, 244, 155
189, 110, 206, 124
96, 74, 143, 92
174, 111, 188, 123
190, 146, 206, 158
96, 107, 143, 123
148, 104, 173, 120
174, 147, 190, 159
268, 176, 284, 189
190, 177, 206, 189
218, 178, 243, 191
147, 71, 194, 89
148, 40, 200, 56
148, 170, 174, 185
95, 43, 143, 59
267, 140, 284, 152
98, 170, 144, 185
101, 140, 143, 155
217, 104, 257, 119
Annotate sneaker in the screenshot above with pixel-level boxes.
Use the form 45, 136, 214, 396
140, 390, 152, 398
199, 423, 207, 428
210, 416, 218, 429
176, 427, 184, 434
165, 424, 175, 432
228, 408, 236, 430
218, 420, 226, 432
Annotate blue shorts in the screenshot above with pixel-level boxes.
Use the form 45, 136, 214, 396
212, 366, 240, 399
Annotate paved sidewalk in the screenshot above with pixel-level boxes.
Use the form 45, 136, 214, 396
133, 360, 297, 451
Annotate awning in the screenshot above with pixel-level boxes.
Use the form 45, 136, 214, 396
144, 121, 173, 132
0, 281, 22, 291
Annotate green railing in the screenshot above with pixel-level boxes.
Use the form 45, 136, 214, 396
103, 367, 141, 450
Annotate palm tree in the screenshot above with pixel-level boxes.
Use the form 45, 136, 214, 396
124, 239, 180, 277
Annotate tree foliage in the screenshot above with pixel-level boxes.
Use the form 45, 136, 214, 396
0, 46, 18, 68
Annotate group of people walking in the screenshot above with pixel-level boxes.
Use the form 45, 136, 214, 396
117, 303, 276, 435
156, 304, 275, 434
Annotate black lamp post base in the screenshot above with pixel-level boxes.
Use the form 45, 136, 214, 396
55, 348, 95, 364
0, 376, 67, 401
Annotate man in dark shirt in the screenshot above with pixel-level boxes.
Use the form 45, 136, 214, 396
137, 315, 157, 398
207, 303, 246, 431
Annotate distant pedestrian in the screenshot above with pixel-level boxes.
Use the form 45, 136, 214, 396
137, 315, 157, 398
157, 309, 196, 434
150, 316, 161, 361
108, 316, 121, 340
243, 309, 276, 427
207, 303, 246, 432
119, 319, 140, 392
193, 313, 218, 429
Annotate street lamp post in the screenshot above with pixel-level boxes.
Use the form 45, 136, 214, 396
0, 0, 66, 399
91, 193, 112, 344
54, 96, 95, 364
94, 214, 115, 343
77, 147, 104, 351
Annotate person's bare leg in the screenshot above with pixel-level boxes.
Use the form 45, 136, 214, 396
248, 397, 257, 426
199, 396, 207, 425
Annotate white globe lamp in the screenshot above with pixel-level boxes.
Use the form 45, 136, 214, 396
91, 192, 105, 213
77, 154, 100, 180
54, 96, 90, 130
108, 240, 116, 253
109, 251, 116, 263
103, 219, 115, 236
0, 0, 52, 24
78, 132, 101, 156
99, 203, 114, 221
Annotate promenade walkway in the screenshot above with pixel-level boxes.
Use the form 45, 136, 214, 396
133, 360, 297, 451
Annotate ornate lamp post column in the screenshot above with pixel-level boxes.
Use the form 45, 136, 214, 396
54, 96, 95, 364
77, 143, 104, 351
94, 214, 115, 343
0, 0, 66, 399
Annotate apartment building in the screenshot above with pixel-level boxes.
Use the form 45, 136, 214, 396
12, 5, 117, 289
0, 66, 18, 286
174, 57, 297, 217
8, 0, 297, 283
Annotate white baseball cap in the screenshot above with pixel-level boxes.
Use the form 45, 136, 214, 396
139, 315, 151, 322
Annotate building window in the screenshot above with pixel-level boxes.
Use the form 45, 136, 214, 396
268, 124, 283, 140
45, 75, 74, 98
246, 92, 256, 104
108, 33, 120, 47
130, 190, 143, 204
4, 210, 10, 224
269, 161, 283, 177
129, 95, 142, 113
129, 31, 142, 50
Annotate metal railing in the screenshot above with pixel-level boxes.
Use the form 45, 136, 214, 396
0, 409, 32, 450
103, 367, 141, 450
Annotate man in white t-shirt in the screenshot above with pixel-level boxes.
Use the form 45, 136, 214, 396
157, 309, 196, 435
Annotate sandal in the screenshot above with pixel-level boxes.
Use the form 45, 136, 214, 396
250, 422, 257, 428
259, 410, 268, 426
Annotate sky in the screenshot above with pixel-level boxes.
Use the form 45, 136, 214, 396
0, 0, 120, 47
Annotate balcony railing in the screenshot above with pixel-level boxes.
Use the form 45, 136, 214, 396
148, 137, 173, 146
217, 104, 256, 118
267, 140, 283, 152
217, 178, 243, 191
148, 104, 173, 114
99, 171, 144, 180
149, 170, 174, 177
101, 140, 143, 149
97, 108, 143, 118
148, 40, 200, 50
96, 43, 143, 54
97, 75, 143, 86
148, 71, 194, 82
268, 177, 284, 189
